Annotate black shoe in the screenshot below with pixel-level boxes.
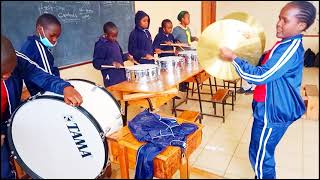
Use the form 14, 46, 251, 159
237, 87, 246, 94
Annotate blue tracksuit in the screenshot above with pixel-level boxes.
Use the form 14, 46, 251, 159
128, 11, 155, 64
128, 110, 198, 179
1, 51, 71, 179
152, 27, 176, 57
92, 36, 127, 87
20, 35, 60, 96
232, 34, 306, 179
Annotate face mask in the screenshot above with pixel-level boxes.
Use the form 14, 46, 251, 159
39, 27, 57, 48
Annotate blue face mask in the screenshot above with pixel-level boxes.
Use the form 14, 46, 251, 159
39, 27, 57, 48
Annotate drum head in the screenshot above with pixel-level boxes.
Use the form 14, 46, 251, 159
158, 56, 184, 62
7, 96, 107, 179
66, 79, 123, 136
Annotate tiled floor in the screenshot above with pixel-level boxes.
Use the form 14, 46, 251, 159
106, 67, 319, 179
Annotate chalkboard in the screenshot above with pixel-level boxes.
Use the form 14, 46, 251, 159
1, 1, 135, 67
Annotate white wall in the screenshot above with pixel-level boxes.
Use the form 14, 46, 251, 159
134, 1, 202, 41
216, 1, 319, 53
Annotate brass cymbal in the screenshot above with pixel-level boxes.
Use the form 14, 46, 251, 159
197, 18, 264, 80
223, 12, 266, 53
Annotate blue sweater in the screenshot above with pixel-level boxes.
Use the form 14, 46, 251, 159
152, 28, 176, 57
20, 35, 60, 96
93, 36, 127, 87
128, 11, 154, 64
232, 34, 306, 125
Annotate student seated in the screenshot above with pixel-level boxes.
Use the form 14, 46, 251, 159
20, 13, 62, 96
93, 22, 135, 87
128, 10, 155, 64
152, 19, 178, 58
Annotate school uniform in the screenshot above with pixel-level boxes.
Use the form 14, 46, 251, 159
128, 11, 155, 64
152, 27, 176, 57
20, 35, 60, 96
172, 25, 193, 45
232, 34, 306, 179
93, 36, 127, 87
1, 51, 71, 179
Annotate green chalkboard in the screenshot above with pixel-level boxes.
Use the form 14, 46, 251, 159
1, 1, 135, 67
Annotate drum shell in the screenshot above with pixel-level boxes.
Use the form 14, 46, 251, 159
178, 50, 198, 64
125, 65, 160, 82
157, 56, 185, 71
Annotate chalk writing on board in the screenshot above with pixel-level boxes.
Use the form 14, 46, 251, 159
38, 1, 95, 24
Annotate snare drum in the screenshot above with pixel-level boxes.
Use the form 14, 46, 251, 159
157, 56, 185, 71
125, 64, 160, 82
178, 50, 198, 64
7, 79, 122, 178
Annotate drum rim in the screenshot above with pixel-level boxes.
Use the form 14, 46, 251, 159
66, 78, 121, 110
7, 95, 108, 179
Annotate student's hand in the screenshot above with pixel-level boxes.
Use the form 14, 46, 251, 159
154, 48, 162, 54
219, 47, 237, 62
112, 61, 124, 68
164, 41, 173, 45
145, 54, 154, 60
192, 37, 199, 41
127, 54, 140, 64
63, 86, 83, 106
174, 49, 179, 56
1, 135, 5, 147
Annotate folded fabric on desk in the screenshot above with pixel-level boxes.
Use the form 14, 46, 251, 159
128, 109, 198, 179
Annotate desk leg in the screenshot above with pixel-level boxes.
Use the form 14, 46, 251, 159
119, 144, 129, 179
180, 155, 190, 179
195, 78, 203, 120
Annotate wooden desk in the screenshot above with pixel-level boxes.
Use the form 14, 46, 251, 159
107, 116, 203, 179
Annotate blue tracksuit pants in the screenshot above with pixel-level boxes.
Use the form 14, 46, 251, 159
249, 100, 293, 179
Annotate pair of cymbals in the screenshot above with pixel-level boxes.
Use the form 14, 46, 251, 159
197, 12, 266, 80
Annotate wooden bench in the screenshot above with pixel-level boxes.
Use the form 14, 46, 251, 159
178, 110, 201, 124
223, 78, 241, 100
106, 116, 203, 179
212, 89, 234, 123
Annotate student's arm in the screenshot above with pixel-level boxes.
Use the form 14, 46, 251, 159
92, 44, 113, 70
172, 27, 180, 42
152, 34, 161, 50
231, 39, 302, 85
16, 51, 82, 105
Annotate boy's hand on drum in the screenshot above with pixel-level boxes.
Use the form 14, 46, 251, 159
174, 49, 179, 56
112, 61, 124, 68
219, 47, 237, 62
145, 54, 154, 60
63, 86, 83, 106
154, 48, 162, 54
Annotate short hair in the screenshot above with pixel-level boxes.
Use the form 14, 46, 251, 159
177, 11, 189, 21
161, 19, 172, 28
36, 13, 61, 28
103, 22, 117, 34
287, 1, 317, 30
1, 35, 16, 75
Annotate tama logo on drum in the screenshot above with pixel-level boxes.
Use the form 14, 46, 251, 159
64, 115, 92, 158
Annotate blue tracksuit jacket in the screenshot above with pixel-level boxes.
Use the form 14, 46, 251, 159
20, 35, 60, 96
128, 110, 198, 179
232, 34, 306, 179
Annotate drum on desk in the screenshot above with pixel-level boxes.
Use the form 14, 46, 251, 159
178, 50, 198, 64
125, 64, 160, 82
156, 56, 185, 72
7, 79, 122, 178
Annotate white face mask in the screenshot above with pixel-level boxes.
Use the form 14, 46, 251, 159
39, 27, 57, 48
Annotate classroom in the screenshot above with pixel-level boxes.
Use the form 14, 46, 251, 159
1, 1, 319, 179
